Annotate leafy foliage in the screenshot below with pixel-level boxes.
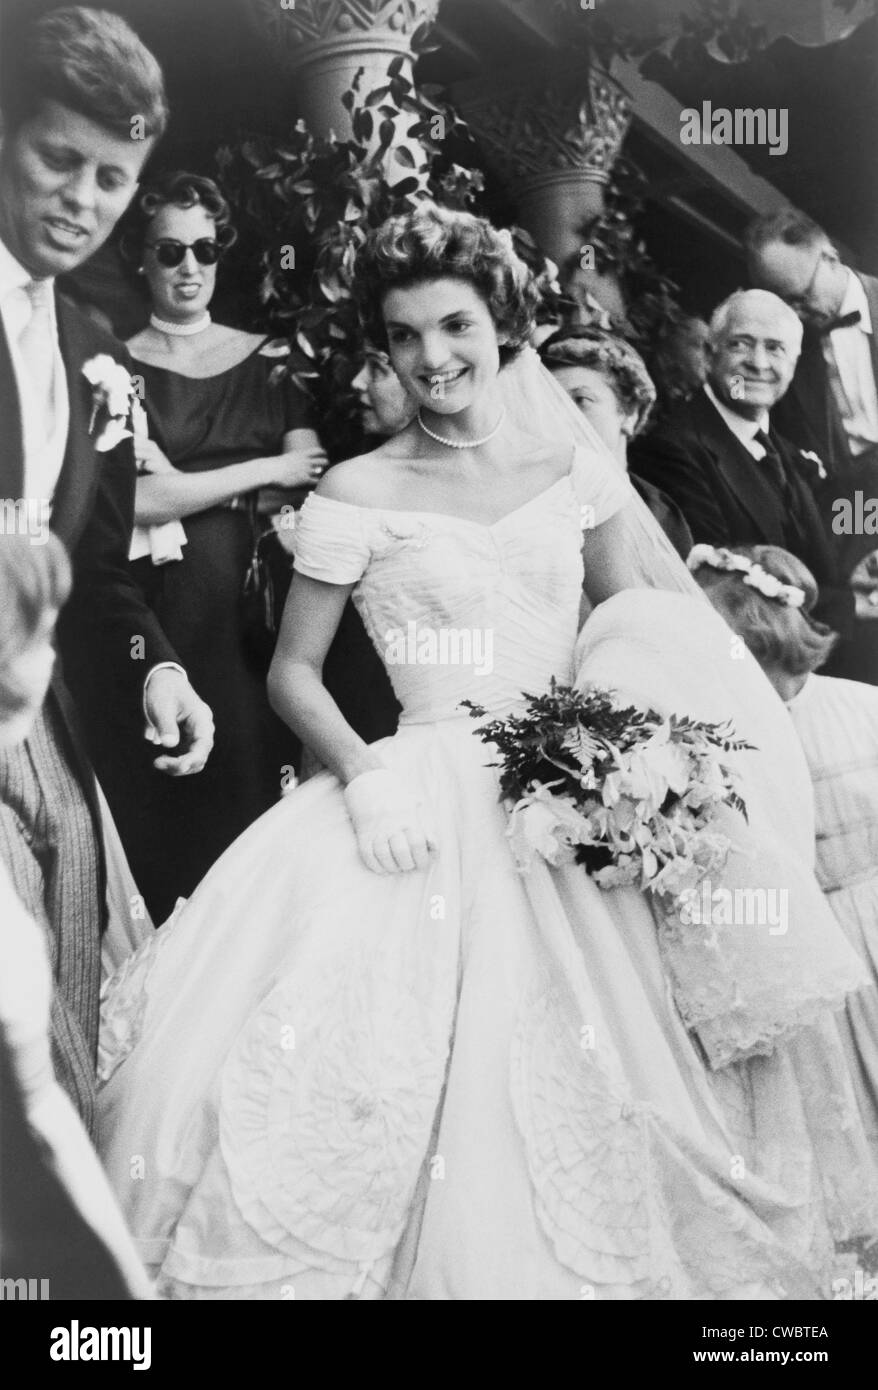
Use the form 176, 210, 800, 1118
214, 1, 788, 452
672, 1, 769, 65
550, 0, 769, 67
578, 156, 684, 354
464, 681, 750, 801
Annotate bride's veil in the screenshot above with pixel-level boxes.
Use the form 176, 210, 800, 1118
500, 351, 868, 1076
500, 345, 704, 598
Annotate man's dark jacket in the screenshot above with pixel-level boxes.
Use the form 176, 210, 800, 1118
629, 387, 852, 635
0, 293, 179, 889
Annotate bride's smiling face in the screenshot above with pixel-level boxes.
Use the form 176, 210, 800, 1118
382, 277, 505, 415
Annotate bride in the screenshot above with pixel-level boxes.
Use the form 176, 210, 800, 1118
99, 204, 877, 1300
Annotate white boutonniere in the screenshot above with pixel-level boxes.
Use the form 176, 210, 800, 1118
82, 354, 138, 452
799, 449, 827, 480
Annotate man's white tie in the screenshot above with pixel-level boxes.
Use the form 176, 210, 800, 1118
18, 278, 57, 443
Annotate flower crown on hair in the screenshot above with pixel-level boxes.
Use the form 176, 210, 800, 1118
687, 544, 806, 608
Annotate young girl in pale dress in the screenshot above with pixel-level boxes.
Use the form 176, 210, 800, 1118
692, 541, 878, 1158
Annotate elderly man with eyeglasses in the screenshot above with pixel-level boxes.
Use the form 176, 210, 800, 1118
745, 210, 878, 481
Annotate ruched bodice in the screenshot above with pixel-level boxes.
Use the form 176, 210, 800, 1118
292, 450, 627, 724
341, 480, 584, 723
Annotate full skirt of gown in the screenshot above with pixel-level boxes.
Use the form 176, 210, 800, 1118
98, 593, 878, 1301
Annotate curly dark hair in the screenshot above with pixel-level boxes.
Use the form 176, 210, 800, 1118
120, 171, 236, 265
354, 203, 539, 366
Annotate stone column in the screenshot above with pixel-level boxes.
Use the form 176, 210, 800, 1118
455, 64, 632, 315
245, 0, 440, 139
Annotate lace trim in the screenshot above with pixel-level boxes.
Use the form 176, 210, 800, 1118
656, 904, 868, 1071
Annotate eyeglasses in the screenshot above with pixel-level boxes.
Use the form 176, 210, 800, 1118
144, 238, 221, 268
785, 250, 827, 311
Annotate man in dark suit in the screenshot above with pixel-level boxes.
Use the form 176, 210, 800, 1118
630, 288, 852, 638
0, 7, 213, 1132
744, 213, 878, 680
744, 210, 878, 481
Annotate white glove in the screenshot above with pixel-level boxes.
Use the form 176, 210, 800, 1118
343, 768, 437, 875
129, 401, 187, 565
128, 521, 187, 565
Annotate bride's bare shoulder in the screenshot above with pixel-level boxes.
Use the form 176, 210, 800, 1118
316, 436, 417, 508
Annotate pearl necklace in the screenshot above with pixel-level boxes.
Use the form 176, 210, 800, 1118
417, 407, 506, 450
149, 311, 212, 336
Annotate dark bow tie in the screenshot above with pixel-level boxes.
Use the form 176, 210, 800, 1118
820, 309, 862, 335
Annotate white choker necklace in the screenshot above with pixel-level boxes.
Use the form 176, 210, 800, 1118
149, 311, 211, 337
417, 407, 506, 450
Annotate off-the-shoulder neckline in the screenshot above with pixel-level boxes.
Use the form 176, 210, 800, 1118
129, 334, 274, 381
309, 458, 592, 532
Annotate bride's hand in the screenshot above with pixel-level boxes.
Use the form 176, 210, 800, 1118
343, 768, 438, 874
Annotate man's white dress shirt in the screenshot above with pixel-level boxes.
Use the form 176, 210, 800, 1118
703, 382, 771, 460
0, 235, 184, 704
0, 236, 69, 512
824, 269, 878, 457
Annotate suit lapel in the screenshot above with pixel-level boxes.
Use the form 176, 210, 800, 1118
52, 296, 100, 550
0, 317, 25, 498
691, 392, 778, 537
795, 332, 837, 460
718, 439, 784, 538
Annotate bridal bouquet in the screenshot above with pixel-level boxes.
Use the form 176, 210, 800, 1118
463, 682, 753, 911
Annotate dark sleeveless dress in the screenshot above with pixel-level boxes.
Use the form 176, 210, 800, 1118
113, 342, 309, 922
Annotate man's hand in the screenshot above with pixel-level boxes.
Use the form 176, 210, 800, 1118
144, 668, 214, 775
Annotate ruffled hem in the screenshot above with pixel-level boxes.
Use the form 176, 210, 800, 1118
510, 975, 825, 1299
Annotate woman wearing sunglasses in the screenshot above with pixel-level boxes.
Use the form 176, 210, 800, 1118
109, 171, 328, 923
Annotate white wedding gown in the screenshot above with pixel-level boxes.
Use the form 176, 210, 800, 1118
98, 447, 878, 1300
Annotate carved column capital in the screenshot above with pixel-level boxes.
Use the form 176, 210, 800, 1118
456, 63, 631, 303
245, 0, 440, 143
456, 64, 632, 194
246, 0, 440, 73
